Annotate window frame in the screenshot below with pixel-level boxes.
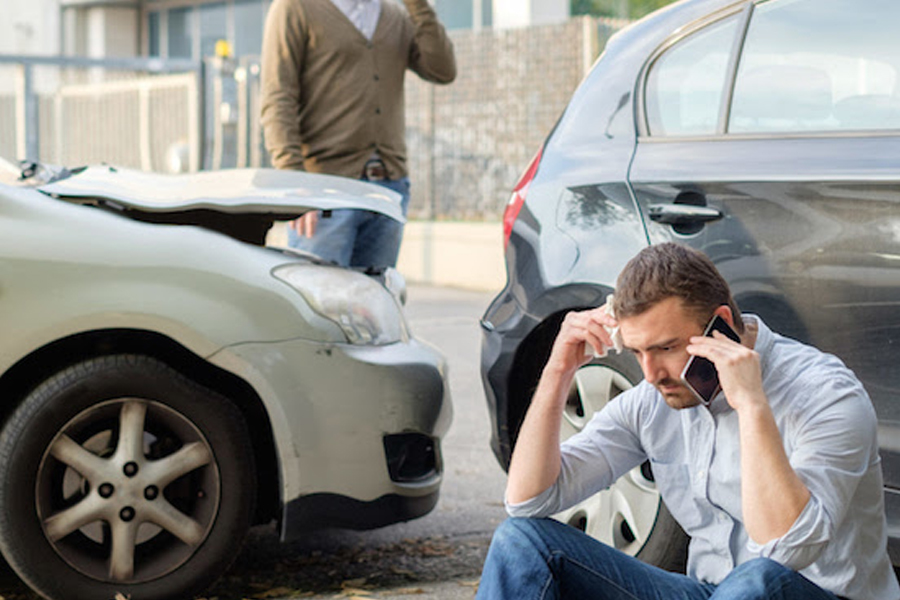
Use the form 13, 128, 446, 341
637, 0, 900, 142
142, 0, 271, 60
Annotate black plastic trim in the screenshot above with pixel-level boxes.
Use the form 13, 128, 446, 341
281, 491, 440, 540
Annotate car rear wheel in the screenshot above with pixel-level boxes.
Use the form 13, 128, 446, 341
0, 354, 255, 600
553, 360, 688, 572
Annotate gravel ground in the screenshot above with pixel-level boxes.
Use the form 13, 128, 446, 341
201, 524, 488, 599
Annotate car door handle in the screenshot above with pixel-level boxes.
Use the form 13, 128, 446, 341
647, 203, 723, 226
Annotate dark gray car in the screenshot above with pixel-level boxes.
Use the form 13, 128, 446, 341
481, 0, 900, 572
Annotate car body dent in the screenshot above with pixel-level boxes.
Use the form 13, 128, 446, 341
208, 335, 451, 539
0, 184, 347, 376
37, 165, 405, 221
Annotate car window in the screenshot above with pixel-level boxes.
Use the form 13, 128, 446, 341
645, 15, 740, 136
730, 0, 900, 134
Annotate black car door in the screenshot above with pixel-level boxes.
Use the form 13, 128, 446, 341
627, 0, 900, 491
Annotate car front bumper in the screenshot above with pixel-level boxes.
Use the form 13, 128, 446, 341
208, 336, 452, 538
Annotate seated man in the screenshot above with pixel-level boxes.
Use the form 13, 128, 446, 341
477, 243, 899, 600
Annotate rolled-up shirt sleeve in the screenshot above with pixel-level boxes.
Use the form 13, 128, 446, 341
505, 391, 647, 518
747, 373, 879, 570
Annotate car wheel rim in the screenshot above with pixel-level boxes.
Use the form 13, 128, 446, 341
35, 398, 220, 583
555, 365, 660, 556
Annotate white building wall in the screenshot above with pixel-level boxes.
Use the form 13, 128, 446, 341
0, 0, 139, 57
493, 0, 568, 29
0, 0, 62, 55
85, 6, 139, 57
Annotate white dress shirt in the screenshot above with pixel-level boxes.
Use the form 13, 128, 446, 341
508, 316, 900, 600
330, 0, 382, 40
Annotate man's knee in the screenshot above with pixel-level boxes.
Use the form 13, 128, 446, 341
732, 557, 791, 580
490, 517, 553, 553
716, 557, 795, 597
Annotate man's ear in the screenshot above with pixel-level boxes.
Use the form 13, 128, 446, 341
713, 305, 734, 329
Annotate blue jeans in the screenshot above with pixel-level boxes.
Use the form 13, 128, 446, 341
287, 177, 410, 268
476, 518, 844, 600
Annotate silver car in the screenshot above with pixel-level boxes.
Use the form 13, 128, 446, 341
0, 160, 451, 600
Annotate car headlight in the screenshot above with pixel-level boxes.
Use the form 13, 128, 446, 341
272, 264, 408, 345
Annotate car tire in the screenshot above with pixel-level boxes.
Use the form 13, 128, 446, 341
553, 358, 688, 573
0, 354, 256, 600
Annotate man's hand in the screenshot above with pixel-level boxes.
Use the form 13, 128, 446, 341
546, 304, 618, 378
686, 331, 766, 413
506, 301, 617, 505
688, 325, 810, 544
290, 211, 319, 238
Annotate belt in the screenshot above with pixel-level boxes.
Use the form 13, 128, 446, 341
362, 158, 388, 182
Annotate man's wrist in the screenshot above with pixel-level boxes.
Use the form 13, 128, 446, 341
734, 397, 773, 422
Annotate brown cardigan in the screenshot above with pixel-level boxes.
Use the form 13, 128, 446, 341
260, 0, 456, 179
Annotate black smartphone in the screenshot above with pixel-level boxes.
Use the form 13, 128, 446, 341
680, 314, 741, 405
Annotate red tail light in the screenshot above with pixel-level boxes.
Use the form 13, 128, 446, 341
503, 146, 543, 249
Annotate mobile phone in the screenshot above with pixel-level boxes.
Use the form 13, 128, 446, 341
680, 314, 741, 405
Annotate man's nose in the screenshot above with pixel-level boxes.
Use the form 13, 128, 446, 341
640, 355, 663, 384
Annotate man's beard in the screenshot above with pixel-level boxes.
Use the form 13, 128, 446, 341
655, 378, 699, 409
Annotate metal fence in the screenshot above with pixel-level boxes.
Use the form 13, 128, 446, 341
0, 55, 204, 173
0, 16, 628, 220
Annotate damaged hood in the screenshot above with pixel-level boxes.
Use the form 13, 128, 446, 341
34, 165, 405, 245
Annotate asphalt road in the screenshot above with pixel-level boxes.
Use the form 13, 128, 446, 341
0, 284, 508, 600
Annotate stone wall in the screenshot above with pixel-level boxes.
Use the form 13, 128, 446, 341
404, 16, 627, 220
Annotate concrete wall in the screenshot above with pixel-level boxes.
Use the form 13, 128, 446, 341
396, 221, 506, 292
268, 221, 507, 292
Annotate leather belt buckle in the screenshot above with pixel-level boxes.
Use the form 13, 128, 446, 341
363, 159, 387, 181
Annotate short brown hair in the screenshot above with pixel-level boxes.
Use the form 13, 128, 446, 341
612, 243, 744, 333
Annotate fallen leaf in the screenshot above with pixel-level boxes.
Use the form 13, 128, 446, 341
384, 587, 425, 595
389, 566, 418, 578
252, 586, 304, 599
341, 577, 368, 589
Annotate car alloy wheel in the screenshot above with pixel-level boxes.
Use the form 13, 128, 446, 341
39, 397, 219, 582
0, 355, 255, 600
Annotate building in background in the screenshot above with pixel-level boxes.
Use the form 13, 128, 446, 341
143, 0, 271, 60
436, 0, 569, 30
435, 0, 492, 30
1, 0, 570, 61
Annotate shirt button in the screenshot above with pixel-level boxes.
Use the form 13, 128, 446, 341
375, 108, 381, 115
696, 470, 705, 481
374, 74, 380, 81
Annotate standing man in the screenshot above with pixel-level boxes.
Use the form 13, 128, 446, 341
260, 0, 456, 268
478, 243, 899, 600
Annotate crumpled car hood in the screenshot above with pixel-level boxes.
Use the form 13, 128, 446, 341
33, 164, 405, 245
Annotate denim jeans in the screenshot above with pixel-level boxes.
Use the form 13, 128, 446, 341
287, 177, 410, 268
476, 518, 844, 600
